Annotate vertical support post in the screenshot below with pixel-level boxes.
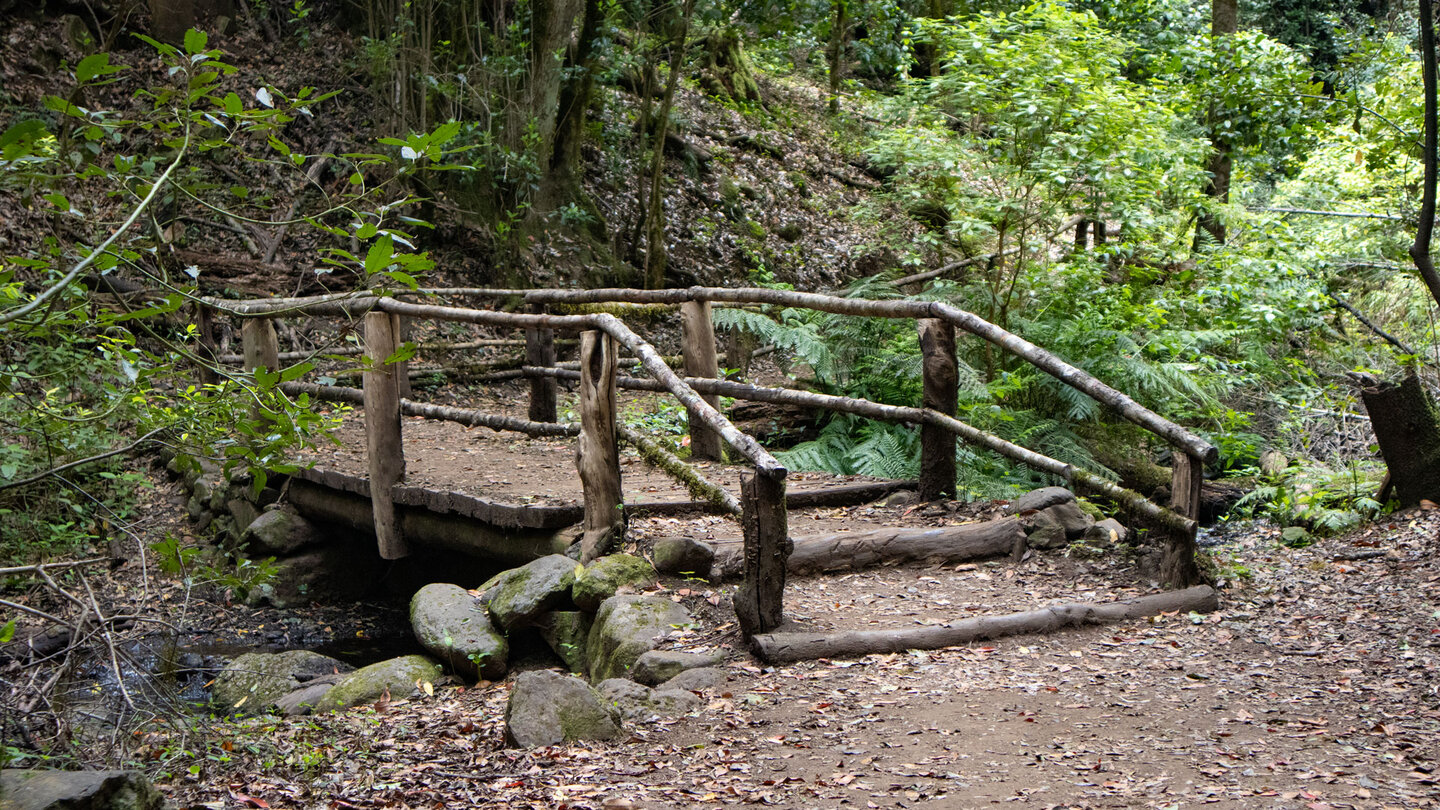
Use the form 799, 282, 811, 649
1094, 220, 1107, 245
577, 330, 623, 562
1073, 219, 1090, 252
1163, 451, 1203, 587
393, 314, 412, 401
681, 300, 724, 461
918, 319, 958, 501
195, 304, 219, 386
724, 327, 756, 380
240, 317, 279, 375
526, 304, 558, 423
736, 469, 790, 637
364, 311, 408, 560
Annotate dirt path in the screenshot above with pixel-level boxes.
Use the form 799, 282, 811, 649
150, 506, 1439, 809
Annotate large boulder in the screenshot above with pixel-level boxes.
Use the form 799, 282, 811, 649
534, 611, 591, 674
572, 554, 656, 612
597, 678, 700, 723
485, 555, 582, 632
631, 650, 725, 686
244, 507, 324, 556
1025, 501, 1094, 549
662, 666, 729, 694
212, 650, 353, 715
587, 595, 691, 682
1010, 486, 1075, 514
651, 537, 715, 577
410, 583, 508, 680
314, 655, 442, 712
504, 670, 621, 748
0, 769, 163, 810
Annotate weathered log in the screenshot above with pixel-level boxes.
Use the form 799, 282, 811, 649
918, 319, 957, 501
735, 470, 790, 637
681, 300, 723, 461
715, 517, 1023, 578
617, 424, 741, 515
1358, 373, 1440, 506
751, 585, 1220, 664
240, 317, 279, 373
526, 303, 558, 423
1163, 452, 1203, 588
577, 331, 624, 562
216, 339, 543, 365
363, 311, 407, 560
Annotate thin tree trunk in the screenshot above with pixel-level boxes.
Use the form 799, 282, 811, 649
642, 0, 696, 289
1197, 0, 1238, 246
826, 0, 848, 114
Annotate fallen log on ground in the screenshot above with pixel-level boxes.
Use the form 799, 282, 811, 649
751, 585, 1219, 664
715, 518, 1024, 578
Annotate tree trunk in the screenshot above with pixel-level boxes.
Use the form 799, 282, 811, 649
735, 470, 790, 637
918, 319, 958, 501
1359, 374, 1440, 506
826, 0, 848, 114
1197, 0, 1238, 246
540, 0, 605, 216
577, 330, 624, 561
715, 517, 1024, 578
750, 586, 1219, 664
641, 0, 696, 289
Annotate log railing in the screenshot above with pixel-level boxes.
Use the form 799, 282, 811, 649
206, 282, 1217, 623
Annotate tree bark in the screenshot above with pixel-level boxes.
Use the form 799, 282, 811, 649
577, 330, 624, 561
735, 470, 790, 637
1197, 0, 1239, 246
681, 300, 723, 460
750, 586, 1220, 663
1163, 452, 1203, 588
1359, 374, 1440, 506
826, 0, 849, 114
715, 517, 1024, 578
363, 311, 408, 560
918, 319, 958, 501
641, 0, 696, 289
1414, 0, 1440, 304
240, 317, 279, 374
526, 304, 558, 424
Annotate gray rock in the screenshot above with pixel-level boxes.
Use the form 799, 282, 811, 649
572, 554, 657, 612
227, 498, 260, 534
314, 655, 443, 712
245, 507, 324, 556
273, 677, 343, 716
631, 650, 725, 686
1044, 501, 1094, 536
883, 490, 917, 507
651, 537, 716, 577
1084, 518, 1131, 547
534, 611, 591, 674
1026, 520, 1069, 550
587, 595, 691, 682
0, 769, 163, 810
505, 670, 621, 748
662, 666, 728, 694
597, 678, 700, 722
1011, 486, 1076, 514
410, 583, 508, 680
212, 650, 353, 715
485, 555, 581, 632
1024, 501, 1093, 550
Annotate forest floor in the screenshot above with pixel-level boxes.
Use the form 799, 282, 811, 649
104, 377, 1437, 809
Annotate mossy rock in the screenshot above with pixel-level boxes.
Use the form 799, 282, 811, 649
314, 655, 442, 712
535, 611, 592, 674
572, 553, 657, 612
212, 650, 353, 715
586, 595, 691, 682
486, 555, 583, 632
410, 583, 508, 680
505, 670, 621, 748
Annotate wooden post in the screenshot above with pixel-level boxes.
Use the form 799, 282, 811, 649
577, 330, 624, 562
363, 311, 408, 560
196, 304, 219, 386
724, 326, 756, 380
1073, 219, 1090, 251
240, 317, 279, 375
1163, 451, 1203, 587
918, 319, 957, 501
394, 314, 412, 400
526, 304, 558, 423
681, 300, 724, 461
736, 469, 790, 637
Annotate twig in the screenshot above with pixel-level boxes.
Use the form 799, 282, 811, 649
0, 598, 75, 628
0, 558, 108, 577
1258, 206, 1405, 221
0, 428, 169, 492
77, 571, 136, 713
263, 136, 340, 265
1328, 293, 1419, 355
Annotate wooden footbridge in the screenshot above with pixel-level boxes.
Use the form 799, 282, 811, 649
201, 285, 1216, 638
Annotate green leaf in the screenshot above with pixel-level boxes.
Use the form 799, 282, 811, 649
41, 193, 69, 212
279, 362, 314, 383
0, 119, 49, 160
0, 619, 15, 644
75, 53, 115, 83
183, 28, 208, 55
222, 92, 242, 116
364, 235, 394, 275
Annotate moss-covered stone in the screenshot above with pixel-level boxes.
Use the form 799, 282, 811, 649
0, 769, 164, 810
534, 611, 592, 674
314, 655, 442, 712
212, 650, 353, 715
586, 595, 691, 682
504, 670, 621, 748
410, 583, 508, 680
572, 553, 657, 612
486, 555, 582, 632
